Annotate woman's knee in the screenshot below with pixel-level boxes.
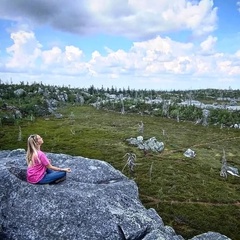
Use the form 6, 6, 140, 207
59, 171, 66, 178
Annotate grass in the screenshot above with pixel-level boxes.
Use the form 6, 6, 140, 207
1, 105, 240, 239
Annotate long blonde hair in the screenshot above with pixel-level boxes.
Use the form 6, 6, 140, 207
26, 134, 40, 166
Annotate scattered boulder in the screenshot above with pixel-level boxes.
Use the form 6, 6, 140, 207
184, 148, 196, 158
14, 88, 26, 97
126, 136, 164, 152
220, 149, 239, 178
227, 166, 240, 177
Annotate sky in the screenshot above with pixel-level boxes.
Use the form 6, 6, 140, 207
0, 0, 240, 91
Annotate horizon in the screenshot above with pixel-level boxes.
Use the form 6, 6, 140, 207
1, 79, 239, 93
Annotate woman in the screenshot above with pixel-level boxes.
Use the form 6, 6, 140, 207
26, 134, 71, 184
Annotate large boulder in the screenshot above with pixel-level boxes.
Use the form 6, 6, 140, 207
0, 149, 231, 240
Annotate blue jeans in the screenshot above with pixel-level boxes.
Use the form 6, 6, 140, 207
38, 169, 66, 184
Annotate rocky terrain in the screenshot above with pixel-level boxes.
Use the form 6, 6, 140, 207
0, 149, 231, 240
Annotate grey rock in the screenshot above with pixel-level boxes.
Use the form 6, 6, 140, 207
190, 231, 231, 240
226, 166, 239, 177
126, 137, 164, 152
14, 88, 25, 97
184, 148, 196, 158
0, 150, 231, 240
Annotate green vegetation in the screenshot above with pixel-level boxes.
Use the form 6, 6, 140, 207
1, 105, 239, 239
0, 82, 240, 127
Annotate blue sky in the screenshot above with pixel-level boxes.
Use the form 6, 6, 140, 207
0, 0, 239, 90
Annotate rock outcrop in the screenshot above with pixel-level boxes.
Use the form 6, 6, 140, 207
0, 149, 231, 240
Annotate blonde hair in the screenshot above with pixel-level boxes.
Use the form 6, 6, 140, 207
26, 134, 40, 166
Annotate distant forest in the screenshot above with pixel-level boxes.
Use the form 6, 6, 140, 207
0, 81, 240, 127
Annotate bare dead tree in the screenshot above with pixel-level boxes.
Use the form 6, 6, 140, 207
149, 161, 153, 182
122, 153, 137, 177
220, 149, 227, 178
18, 126, 22, 142
138, 121, 144, 134
121, 99, 125, 114
70, 128, 75, 135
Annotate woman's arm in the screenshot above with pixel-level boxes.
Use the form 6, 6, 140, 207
46, 163, 71, 172
39, 151, 71, 172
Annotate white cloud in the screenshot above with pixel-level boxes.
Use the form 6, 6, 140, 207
42, 47, 62, 65
1, 15, 239, 90
237, 1, 240, 12
200, 35, 217, 55
41, 47, 87, 75
6, 31, 42, 69
235, 50, 240, 57
4, 30, 88, 75
65, 46, 83, 62
88, 0, 217, 37
0, 0, 217, 40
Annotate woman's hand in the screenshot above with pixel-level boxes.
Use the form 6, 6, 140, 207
47, 164, 71, 172
62, 168, 71, 172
